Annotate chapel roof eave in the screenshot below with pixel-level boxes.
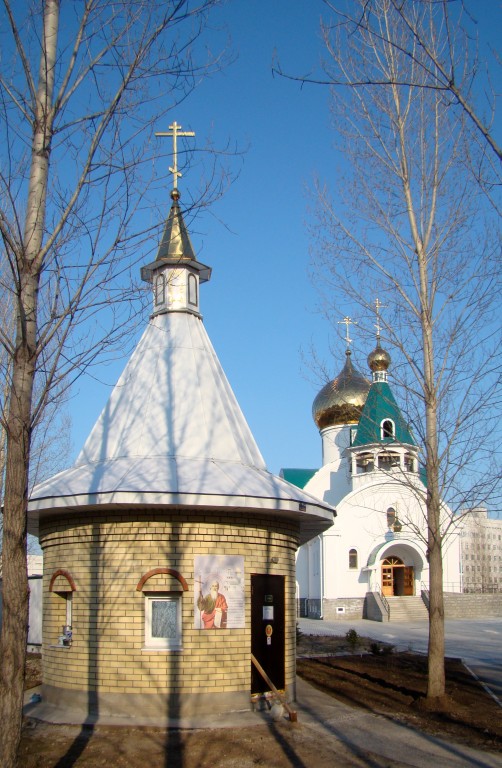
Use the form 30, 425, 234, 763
140, 256, 211, 284
27, 491, 334, 546
348, 440, 418, 452
27, 457, 335, 545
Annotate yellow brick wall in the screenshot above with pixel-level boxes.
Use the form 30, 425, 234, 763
40, 510, 299, 699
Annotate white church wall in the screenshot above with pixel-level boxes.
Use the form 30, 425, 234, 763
304, 463, 351, 510
321, 424, 351, 466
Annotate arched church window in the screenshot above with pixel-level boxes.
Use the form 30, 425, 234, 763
155, 273, 166, 305
381, 419, 395, 439
349, 548, 358, 569
188, 273, 198, 306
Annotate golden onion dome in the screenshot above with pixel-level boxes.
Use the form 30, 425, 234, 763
367, 338, 391, 372
312, 350, 370, 429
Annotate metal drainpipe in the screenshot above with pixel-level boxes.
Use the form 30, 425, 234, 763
318, 534, 324, 619
459, 529, 463, 594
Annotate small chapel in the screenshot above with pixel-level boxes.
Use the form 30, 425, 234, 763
285, 319, 461, 622
27, 124, 334, 721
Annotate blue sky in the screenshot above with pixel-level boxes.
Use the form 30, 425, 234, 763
68, 0, 501, 487
69, 0, 343, 475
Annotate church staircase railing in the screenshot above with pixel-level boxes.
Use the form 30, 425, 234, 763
373, 583, 390, 620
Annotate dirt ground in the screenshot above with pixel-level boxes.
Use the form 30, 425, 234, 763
297, 634, 502, 753
18, 635, 502, 767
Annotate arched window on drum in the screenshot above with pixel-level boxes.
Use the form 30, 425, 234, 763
155, 273, 166, 306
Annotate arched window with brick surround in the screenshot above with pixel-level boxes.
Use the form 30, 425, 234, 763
49, 569, 76, 646
136, 568, 187, 650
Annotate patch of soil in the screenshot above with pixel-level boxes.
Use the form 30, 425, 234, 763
297, 633, 502, 754
25, 652, 43, 690
17, 721, 404, 768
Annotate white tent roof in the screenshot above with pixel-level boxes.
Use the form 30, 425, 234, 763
29, 311, 334, 543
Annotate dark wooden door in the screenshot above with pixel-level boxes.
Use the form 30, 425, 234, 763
251, 574, 285, 694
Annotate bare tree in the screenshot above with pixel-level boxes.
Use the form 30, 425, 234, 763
0, 1, 228, 763
288, 0, 501, 700
0, 290, 71, 529
275, 0, 501, 207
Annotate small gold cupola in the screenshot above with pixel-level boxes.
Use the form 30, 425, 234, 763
367, 339, 391, 381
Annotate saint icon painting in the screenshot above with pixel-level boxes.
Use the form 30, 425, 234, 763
194, 555, 245, 629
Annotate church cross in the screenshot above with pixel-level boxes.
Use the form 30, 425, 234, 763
155, 121, 195, 191
374, 297, 386, 337
338, 316, 356, 349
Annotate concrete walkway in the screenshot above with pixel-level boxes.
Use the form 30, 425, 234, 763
295, 676, 502, 767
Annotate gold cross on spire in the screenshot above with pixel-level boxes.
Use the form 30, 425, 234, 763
155, 121, 195, 192
374, 297, 386, 337
338, 316, 356, 349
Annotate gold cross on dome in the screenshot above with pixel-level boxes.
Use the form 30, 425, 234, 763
374, 297, 386, 337
338, 316, 356, 349
155, 121, 195, 191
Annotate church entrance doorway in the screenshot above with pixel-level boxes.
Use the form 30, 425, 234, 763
381, 557, 414, 596
251, 574, 285, 694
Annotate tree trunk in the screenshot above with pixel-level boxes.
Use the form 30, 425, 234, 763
422, 311, 445, 698
0, 2, 58, 764
427, 494, 445, 698
0, 344, 34, 767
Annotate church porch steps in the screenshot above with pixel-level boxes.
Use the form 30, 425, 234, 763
386, 596, 429, 622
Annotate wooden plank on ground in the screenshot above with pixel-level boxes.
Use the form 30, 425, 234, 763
250, 653, 298, 722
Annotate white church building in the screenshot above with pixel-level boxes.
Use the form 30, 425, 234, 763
283, 336, 461, 622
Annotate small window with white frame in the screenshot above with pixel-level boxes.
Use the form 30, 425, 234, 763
145, 594, 182, 650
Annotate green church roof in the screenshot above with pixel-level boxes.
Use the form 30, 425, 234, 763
280, 468, 318, 489
352, 381, 416, 448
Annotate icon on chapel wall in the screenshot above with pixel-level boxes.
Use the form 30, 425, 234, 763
194, 555, 245, 629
